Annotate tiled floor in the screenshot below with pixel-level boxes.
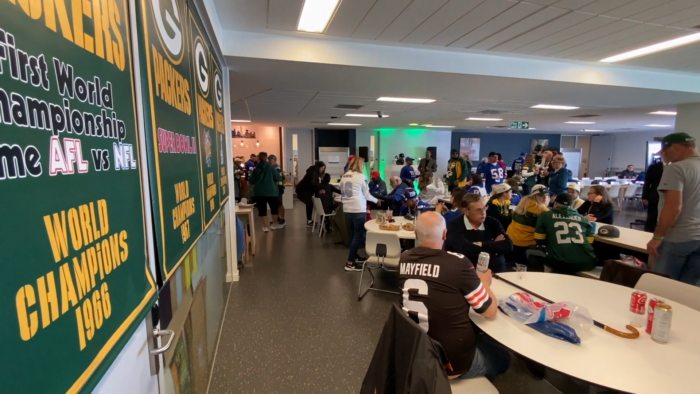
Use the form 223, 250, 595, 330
209, 202, 645, 393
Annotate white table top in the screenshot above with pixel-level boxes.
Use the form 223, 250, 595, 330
471, 272, 700, 394
594, 225, 651, 254
364, 216, 416, 239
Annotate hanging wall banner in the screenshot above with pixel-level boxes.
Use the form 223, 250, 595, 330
189, 11, 219, 229
211, 50, 229, 204
138, 0, 203, 279
0, 0, 157, 392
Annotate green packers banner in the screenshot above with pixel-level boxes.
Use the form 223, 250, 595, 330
211, 47, 229, 203
137, 0, 204, 280
189, 10, 220, 228
0, 0, 157, 392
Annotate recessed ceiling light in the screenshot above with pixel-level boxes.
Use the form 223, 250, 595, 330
297, 0, 341, 33
649, 111, 677, 116
600, 32, 700, 63
528, 128, 537, 130
346, 113, 389, 118
327, 123, 362, 126
231, 120, 251, 122
531, 104, 580, 110
428, 125, 455, 128
409, 123, 419, 126
565, 121, 595, 124
467, 117, 502, 121
377, 97, 436, 103
646, 124, 672, 128
583, 129, 604, 132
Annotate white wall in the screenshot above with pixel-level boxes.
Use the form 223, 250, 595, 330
372, 129, 452, 180
355, 129, 376, 156
610, 131, 665, 171
283, 128, 314, 177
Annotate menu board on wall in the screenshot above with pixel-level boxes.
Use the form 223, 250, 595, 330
138, 0, 204, 279
211, 49, 229, 204
0, 0, 157, 392
189, 11, 220, 228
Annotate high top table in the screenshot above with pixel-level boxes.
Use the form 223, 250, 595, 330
471, 272, 700, 394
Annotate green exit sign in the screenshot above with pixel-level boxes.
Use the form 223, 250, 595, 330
510, 121, 530, 129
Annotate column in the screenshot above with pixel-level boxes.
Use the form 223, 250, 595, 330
675, 103, 700, 140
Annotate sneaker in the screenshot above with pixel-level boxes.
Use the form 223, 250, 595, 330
262, 226, 269, 233
271, 223, 284, 230
344, 261, 364, 272
278, 219, 286, 225
307, 220, 313, 227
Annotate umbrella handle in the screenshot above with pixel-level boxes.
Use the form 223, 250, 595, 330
599, 323, 640, 339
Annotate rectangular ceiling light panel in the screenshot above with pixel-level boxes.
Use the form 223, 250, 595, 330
377, 97, 436, 103
531, 104, 580, 110
297, 0, 342, 33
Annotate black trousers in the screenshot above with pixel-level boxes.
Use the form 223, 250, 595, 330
644, 207, 658, 233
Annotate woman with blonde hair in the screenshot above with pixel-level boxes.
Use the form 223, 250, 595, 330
507, 185, 550, 267
418, 172, 446, 204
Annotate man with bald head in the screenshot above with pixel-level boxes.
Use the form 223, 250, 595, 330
381, 175, 411, 214
399, 212, 509, 380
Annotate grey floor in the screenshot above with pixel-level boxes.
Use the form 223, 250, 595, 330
209, 201, 645, 394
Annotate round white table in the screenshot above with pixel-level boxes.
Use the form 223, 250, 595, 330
471, 272, 700, 394
364, 216, 416, 240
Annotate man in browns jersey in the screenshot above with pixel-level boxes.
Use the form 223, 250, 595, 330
399, 212, 510, 380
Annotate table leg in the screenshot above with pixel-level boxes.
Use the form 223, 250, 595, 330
248, 210, 256, 255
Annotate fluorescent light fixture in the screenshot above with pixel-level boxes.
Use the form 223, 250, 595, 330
427, 125, 455, 128
531, 104, 579, 110
600, 32, 700, 63
565, 121, 595, 124
231, 120, 251, 122
646, 124, 672, 128
297, 0, 341, 33
583, 129, 604, 132
328, 123, 362, 126
377, 97, 436, 103
346, 113, 390, 118
409, 123, 419, 126
649, 111, 677, 116
467, 117, 502, 121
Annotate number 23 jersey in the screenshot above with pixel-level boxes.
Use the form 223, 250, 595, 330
535, 206, 596, 266
398, 247, 492, 376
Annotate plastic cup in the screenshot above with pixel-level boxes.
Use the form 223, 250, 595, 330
515, 263, 527, 280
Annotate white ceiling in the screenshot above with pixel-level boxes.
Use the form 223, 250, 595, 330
227, 57, 700, 133
215, 0, 700, 73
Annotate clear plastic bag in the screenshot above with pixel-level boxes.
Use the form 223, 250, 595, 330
620, 253, 646, 269
499, 292, 593, 344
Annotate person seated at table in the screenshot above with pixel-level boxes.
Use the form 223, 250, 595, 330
577, 185, 614, 225
467, 173, 487, 196
532, 193, 596, 273
401, 157, 417, 184
505, 178, 522, 206
566, 183, 585, 210
400, 188, 433, 217
399, 212, 509, 381
316, 173, 341, 214
547, 155, 568, 196
445, 194, 513, 273
437, 187, 467, 223
486, 183, 513, 229
506, 185, 549, 267
380, 176, 410, 215
418, 172, 447, 204
620, 164, 636, 179
368, 170, 387, 198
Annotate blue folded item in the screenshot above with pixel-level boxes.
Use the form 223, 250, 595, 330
526, 321, 581, 345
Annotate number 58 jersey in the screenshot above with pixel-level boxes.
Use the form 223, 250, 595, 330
534, 206, 596, 267
398, 247, 492, 376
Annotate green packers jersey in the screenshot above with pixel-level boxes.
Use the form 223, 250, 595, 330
534, 206, 596, 270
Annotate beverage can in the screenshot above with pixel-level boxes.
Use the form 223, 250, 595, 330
646, 297, 665, 335
629, 291, 647, 327
651, 303, 672, 344
477, 252, 490, 273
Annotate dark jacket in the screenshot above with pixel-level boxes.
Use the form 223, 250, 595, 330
360, 304, 451, 394
548, 167, 568, 195
296, 165, 321, 201
445, 215, 513, 273
369, 179, 387, 197
418, 157, 437, 174
486, 199, 512, 229
316, 183, 341, 212
249, 161, 283, 197
642, 162, 664, 209
577, 201, 614, 225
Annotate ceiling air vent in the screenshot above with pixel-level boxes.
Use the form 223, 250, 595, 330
334, 104, 364, 110
570, 114, 600, 118
479, 110, 503, 115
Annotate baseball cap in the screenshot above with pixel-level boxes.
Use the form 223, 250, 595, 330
567, 182, 580, 192
520, 151, 527, 156
405, 157, 414, 161
531, 184, 549, 195
268, 154, 277, 161
451, 149, 459, 154
492, 183, 511, 195
371, 170, 380, 178
534, 144, 543, 152
403, 188, 418, 201
555, 193, 572, 206
348, 155, 356, 160
660, 132, 695, 151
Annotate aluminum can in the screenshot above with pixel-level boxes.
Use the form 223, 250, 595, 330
646, 297, 665, 335
629, 291, 647, 327
476, 252, 490, 273
651, 303, 672, 344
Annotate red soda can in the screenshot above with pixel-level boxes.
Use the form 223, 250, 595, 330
630, 291, 647, 314
646, 297, 665, 334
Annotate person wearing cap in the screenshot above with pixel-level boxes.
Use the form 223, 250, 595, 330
547, 155, 568, 196
368, 170, 387, 198
418, 149, 438, 174
418, 172, 447, 205
344, 155, 356, 173
512, 152, 527, 176
532, 193, 596, 273
566, 182, 585, 210
507, 185, 550, 266
445, 194, 513, 273
486, 183, 513, 229
484, 152, 505, 194
268, 155, 286, 227
400, 188, 433, 217
447, 149, 470, 191
647, 132, 700, 285
400, 157, 417, 184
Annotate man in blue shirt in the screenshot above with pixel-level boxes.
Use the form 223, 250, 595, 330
244, 154, 257, 176
400, 188, 433, 216
400, 157, 416, 184
512, 152, 526, 176
368, 170, 387, 197
484, 152, 504, 193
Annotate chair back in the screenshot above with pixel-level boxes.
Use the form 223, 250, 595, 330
623, 184, 638, 198
594, 177, 603, 180
366, 232, 402, 268
635, 273, 700, 312
580, 185, 592, 200
607, 184, 621, 198
580, 179, 592, 186
312, 197, 325, 214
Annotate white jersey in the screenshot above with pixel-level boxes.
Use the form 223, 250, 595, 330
340, 171, 378, 213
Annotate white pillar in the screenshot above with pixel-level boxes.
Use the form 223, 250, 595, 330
676, 103, 700, 140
